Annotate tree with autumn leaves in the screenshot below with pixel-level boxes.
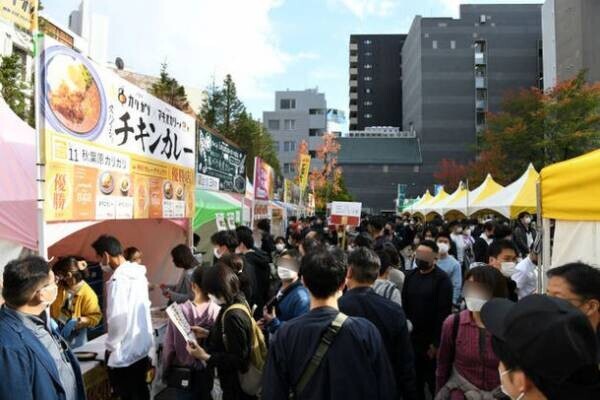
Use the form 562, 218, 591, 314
435, 71, 600, 190
294, 133, 352, 210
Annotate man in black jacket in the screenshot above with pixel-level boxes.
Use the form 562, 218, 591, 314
513, 211, 536, 257
473, 221, 495, 263
339, 247, 417, 400
402, 240, 453, 400
235, 226, 271, 316
257, 219, 276, 260
262, 248, 396, 400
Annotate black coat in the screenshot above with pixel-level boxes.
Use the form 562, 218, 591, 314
243, 249, 271, 314
513, 222, 536, 257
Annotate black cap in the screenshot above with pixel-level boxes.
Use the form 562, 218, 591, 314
481, 294, 598, 383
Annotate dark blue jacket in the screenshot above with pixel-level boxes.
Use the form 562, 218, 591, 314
339, 287, 418, 400
262, 306, 396, 400
0, 306, 86, 400
267, 281, 310, 333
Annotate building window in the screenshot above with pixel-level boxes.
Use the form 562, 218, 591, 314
284, 119, 296, 130
309, 129, 323, 137
413, 165, 420, 173
309, 108, 324, 115
364, 113, 372, 119
364, 64, 372, 69
364, 100, 373, 106
382, 165, 389, 173
273, 141, 279, 151
283, 163, 290, 174
365, 88, 372, 94
451, 40, 456, 49
364, 51, 372, 57
364, 39, 372, 45
290, 141, 296, 152
309, 150, 316, 158
267, 119, 280, 130
364, 76, 372, 81
280, 98, 296, 109
432, 40, 438, 49
438, 22, 447, 27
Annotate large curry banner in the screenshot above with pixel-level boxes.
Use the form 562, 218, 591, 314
39, 37, 195, 222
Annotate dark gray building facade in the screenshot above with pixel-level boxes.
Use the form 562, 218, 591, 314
338, 136, 423, 213
349, 34, 406, 131
402, 4, 543, 190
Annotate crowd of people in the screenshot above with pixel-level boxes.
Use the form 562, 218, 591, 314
0, 213, 599, 400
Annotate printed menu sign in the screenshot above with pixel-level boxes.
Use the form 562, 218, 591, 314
197, 128, 246, 193
39, 37, 195, 222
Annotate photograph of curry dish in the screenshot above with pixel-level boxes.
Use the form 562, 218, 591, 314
99, 172, 114, 195
175, 185, 184, 200
120, 177, 130, 196
47, 57, 102, 134
163, 181, 174, 200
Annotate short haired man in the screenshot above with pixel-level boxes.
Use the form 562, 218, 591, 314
482, 294, 600, 399
547, 262, 600, 361
92, 235, 154, 400
436, 231, 462, 307
487, 239, 519, 302
235, 226, 270, 315
473, 221, 495, 263
210, 230, 239, 261
262, 248, 396, 400
368, 216, 390, 250
340, 247, 417, 400
402, 240, 453, 400
0, 256, 85, 400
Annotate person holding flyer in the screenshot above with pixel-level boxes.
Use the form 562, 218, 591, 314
161, 266, 221, 400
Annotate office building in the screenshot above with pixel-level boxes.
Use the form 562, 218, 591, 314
349, 34, 406, 131
338, 129, 423, 213
263, 89, 345, 179
402, 4, 543, 190
542, 0, 600, 89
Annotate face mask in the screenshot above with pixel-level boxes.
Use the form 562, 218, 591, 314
523, 217, 531, 225
208, 293, 225, 305
464, 296, 488, 312
499, 369, 525, 400
464, 229, 471, 236
403, 222, 409, 226
437, 242, 449, 254
383, 228, 390, 236
277, 267, 298, 280
213, 247, 222, 259
424, 236, 433, 241
42, 282, 59, 307
413, 237, 420, 245
456, 227, 463, 234
348, 244, 356, 252
500, 262, 517, 277
100, 262, 112, 273
323, 227, 329, 233
275, 243, 286, 252
415, 258, 431, 271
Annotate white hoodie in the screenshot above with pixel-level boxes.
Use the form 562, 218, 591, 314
105, 261, 154, 368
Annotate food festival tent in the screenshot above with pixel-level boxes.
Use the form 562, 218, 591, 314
427, 184, 467, 217
418, 188, 449, 217
540, 149, 600, 269
443, 174, 504, 217
469, 164, 538, 219
0, 97, 37, 269
193, 189, 242, 230
409, 191, 433, 214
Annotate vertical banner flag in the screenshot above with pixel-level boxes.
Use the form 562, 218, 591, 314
39, 37, 195, 222
252, 157, 275, 220
298, 154, 311, 190
397, 184, 407, 211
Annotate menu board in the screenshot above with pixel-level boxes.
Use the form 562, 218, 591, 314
197, 128, 246, 193
39, 37, 195, 222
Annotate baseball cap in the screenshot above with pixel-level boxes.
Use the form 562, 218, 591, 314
481, 295, 598, 384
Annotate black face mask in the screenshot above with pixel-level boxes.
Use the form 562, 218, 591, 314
384, 228, 391, 236
415, 258, 432, 271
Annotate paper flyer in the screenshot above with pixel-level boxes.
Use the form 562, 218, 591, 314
165, 303, 197, 345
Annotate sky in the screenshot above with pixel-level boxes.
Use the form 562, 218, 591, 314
43, 0, 543, 123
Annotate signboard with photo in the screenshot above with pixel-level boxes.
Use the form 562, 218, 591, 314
39, 37, 195, 222
197, 128, 246, 193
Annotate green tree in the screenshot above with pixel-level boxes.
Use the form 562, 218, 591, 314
150, 62, 191, 113
221, 74, 245, 134
199, 77, 224, 128
232, 111, 280, 177
0, 54, 28, 121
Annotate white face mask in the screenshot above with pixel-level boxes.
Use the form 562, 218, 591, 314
464, 229, 471, 236
523, 217, 531, 225
499, 369, 525, 400
277, 267, 298, 281
41, 281, 59, 307
456, 227, 463, 234
437, 242, 450, 254
100, 263, 112, 273
208, 293, 225, 305
275, 243, 286, 252
500, 262, 517, 277
348, 245, 356, 252
464, 296, 488, 312
213, 247, 222, 259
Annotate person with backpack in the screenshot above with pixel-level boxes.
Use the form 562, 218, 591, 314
261, 248, 396, 400
186, 265, 267, 400
435, 265, 509, 399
